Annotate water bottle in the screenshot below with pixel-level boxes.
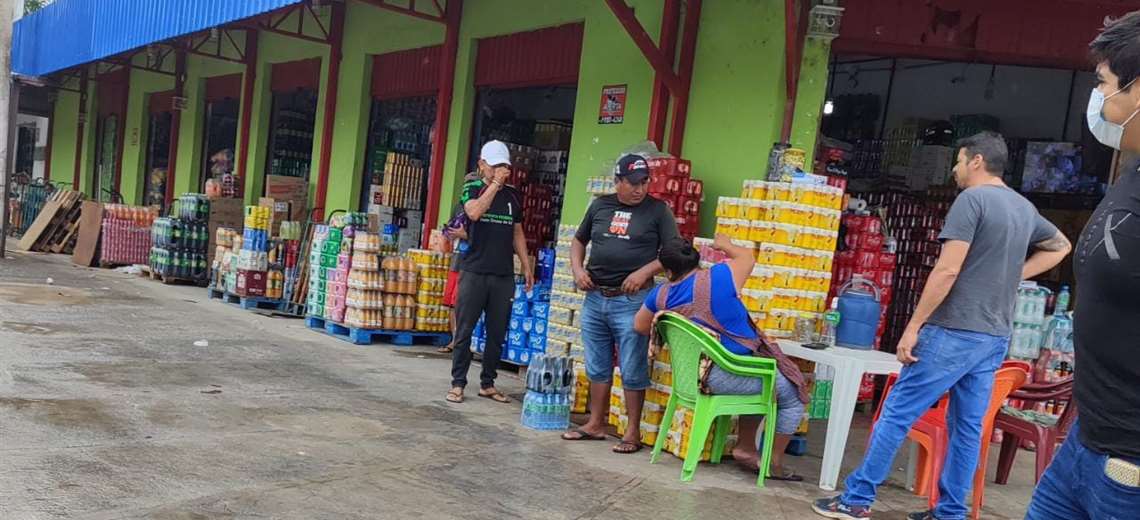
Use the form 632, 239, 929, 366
821, 298, 841, 347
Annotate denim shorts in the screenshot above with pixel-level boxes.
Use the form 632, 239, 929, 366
706, 366, 804, 434
580, 288, 651, 390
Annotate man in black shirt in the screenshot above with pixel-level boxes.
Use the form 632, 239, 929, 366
1025, 13, 1140, 519
561, 154, 679, 454
446, 140, 533, 405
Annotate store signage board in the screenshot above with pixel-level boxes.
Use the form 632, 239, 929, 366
598, 84, 627, 124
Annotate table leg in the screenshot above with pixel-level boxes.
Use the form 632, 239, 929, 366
818, 363, 864, 491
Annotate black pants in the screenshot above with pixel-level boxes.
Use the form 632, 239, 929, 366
450, 271, 515, 389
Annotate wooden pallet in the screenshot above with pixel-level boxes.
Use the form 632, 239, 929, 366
17, 189, 84, 253
149, 269, 208, 287
304, 316, 450, 346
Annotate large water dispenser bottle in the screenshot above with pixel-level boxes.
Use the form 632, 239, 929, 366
835, 276, 881, 350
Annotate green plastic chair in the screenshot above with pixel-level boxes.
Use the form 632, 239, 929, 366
650, 311, 779, 488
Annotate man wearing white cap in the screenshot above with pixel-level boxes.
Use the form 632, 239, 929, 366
446, 140, 533, 404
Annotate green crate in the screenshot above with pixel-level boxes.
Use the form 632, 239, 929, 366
320, 253, 339, 268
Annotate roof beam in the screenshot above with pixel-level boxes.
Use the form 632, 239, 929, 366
603, 0, 685, 97
357, 0, 445, 24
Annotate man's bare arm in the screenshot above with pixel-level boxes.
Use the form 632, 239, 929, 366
1022, 231, 1072, 280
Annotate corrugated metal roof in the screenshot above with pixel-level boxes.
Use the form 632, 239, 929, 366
13, 0, 303, 77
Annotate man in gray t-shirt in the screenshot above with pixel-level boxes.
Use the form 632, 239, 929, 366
814, 132, 1071, 520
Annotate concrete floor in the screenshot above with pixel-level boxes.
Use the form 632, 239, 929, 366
0, 249, 1039, 519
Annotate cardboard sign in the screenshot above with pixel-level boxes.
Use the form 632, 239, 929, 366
598, 84, 627, 124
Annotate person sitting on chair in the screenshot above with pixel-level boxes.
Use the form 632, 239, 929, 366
633, 234, 809, 481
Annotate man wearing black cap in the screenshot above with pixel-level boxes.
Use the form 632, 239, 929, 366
562, 153, 679, 454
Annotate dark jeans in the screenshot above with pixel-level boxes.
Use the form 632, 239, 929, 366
450, 271, 514, 390
1026, 421, 1140, 519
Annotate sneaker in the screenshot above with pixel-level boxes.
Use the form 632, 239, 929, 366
811, 496, 872, 519
906, 512, 937, 520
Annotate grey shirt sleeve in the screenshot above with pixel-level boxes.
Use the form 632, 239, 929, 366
939, 190, 982, 243
1030, 213, 1061, 244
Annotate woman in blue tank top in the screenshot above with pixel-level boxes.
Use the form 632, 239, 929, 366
634, 235, 806, 482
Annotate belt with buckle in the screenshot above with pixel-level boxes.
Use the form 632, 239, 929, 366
598, 286, 625, 297
1107, 457, 1140, 487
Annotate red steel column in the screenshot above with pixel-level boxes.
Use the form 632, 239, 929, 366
667, 0, 701, 155
165, 49, 187, 206
236, 28, 259, 199
647, 0, 680, 148
422, 0, 462, 246
72, 68, 88, 190
313, 1, 347, 221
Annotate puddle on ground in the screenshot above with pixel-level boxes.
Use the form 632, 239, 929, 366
0, 283, 94, 305
0, 321, 69, 335
0, 397, 120, 431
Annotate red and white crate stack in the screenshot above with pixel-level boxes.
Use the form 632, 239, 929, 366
645, 157, 704, 240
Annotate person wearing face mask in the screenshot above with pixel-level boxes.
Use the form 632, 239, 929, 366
813, 132, 1069, 520
1024, 13, 1140, 519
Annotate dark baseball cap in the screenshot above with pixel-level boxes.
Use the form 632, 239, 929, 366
615, 154, 651, 184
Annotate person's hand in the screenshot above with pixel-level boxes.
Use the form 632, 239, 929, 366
573, 267, 595, 291
713, 233, 734, 252
492, 167, 511, 185
524, 270, 535, 292
896, 327, 921, 365
622, 270, 650, 294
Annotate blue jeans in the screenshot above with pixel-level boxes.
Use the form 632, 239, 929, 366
841, 324, 1008, 520
1026, 421, 1140, 519
580, 288, 651, 390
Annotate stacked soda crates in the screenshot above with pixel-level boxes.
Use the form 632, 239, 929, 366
306, 225, 350, 322
277, 221, 303, 302
645, 157, 704, 240
235, 206, 271, 298
344, 232, 382, 327
100, 204, 156, 266
549, 225, 588, 412
409, 248, 452, 333
710, 178, 846, 338
149, 194, 211, 281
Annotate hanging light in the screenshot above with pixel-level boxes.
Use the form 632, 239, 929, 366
823, 100, 835, 115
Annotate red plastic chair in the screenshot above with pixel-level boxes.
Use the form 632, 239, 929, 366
993, 377, 1076, 485
871, 364, 1028, 520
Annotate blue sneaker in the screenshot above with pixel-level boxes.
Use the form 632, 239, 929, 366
812, 496, 872, 519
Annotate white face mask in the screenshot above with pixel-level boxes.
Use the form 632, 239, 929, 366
1087, 79, 1140, 149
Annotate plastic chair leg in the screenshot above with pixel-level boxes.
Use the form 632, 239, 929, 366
994, 432, 1019, 485
681, 406, 716, 482
709, 415, 732, 464
928, 435, 947, 511
1035, 432, 1056, 485
651, 394, 678, 464
756, 410, 777, 488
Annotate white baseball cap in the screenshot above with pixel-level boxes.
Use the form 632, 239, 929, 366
480, 140, 512, 167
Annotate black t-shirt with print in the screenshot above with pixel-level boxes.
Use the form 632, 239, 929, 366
459, 178, 522, 276
575, 194, 679, 287
1072, 168, 1140, 458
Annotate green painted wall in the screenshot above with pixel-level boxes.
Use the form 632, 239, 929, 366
120, 60, 175, 206
174, 52, 246, 196
48, 80, 81, 190
682, 0, 790, 235
437, 0, 664, 228
791, 38, 832, 168
324, 0, 444, 213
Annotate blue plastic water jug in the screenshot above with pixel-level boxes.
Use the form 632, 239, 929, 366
836, 276, 881, 350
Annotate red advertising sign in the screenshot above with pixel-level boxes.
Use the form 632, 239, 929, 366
598, 84, 627, 124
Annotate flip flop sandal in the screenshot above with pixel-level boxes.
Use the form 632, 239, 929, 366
767, 471, 804, 482
561, 429, 607, 441
437, 345, 454, 354
478, 389, 511, 403
612, 441, 643, 454
445, 388, 464, 403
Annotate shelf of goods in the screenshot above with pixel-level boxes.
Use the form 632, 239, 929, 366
269, 110, 314, 178
708, 179, 846, 339
150, 194, 211, 282
586, 156, 705, 240
100, 204, 157, 266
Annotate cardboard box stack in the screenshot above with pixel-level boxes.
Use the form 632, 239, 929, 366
100, 204, 156, 266
645, 157, 703, 240
549, 224, 589, 411
343, 231, 383, 328
710, 179, 845, 338
373, 152, 426, 211
234, 205, 271, 298
408, 248, 451, 333
306, 213, 368, 322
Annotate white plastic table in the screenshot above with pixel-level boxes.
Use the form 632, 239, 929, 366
778, 340, 903, 491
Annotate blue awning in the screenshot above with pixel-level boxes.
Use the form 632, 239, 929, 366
13, 0, 304, 77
